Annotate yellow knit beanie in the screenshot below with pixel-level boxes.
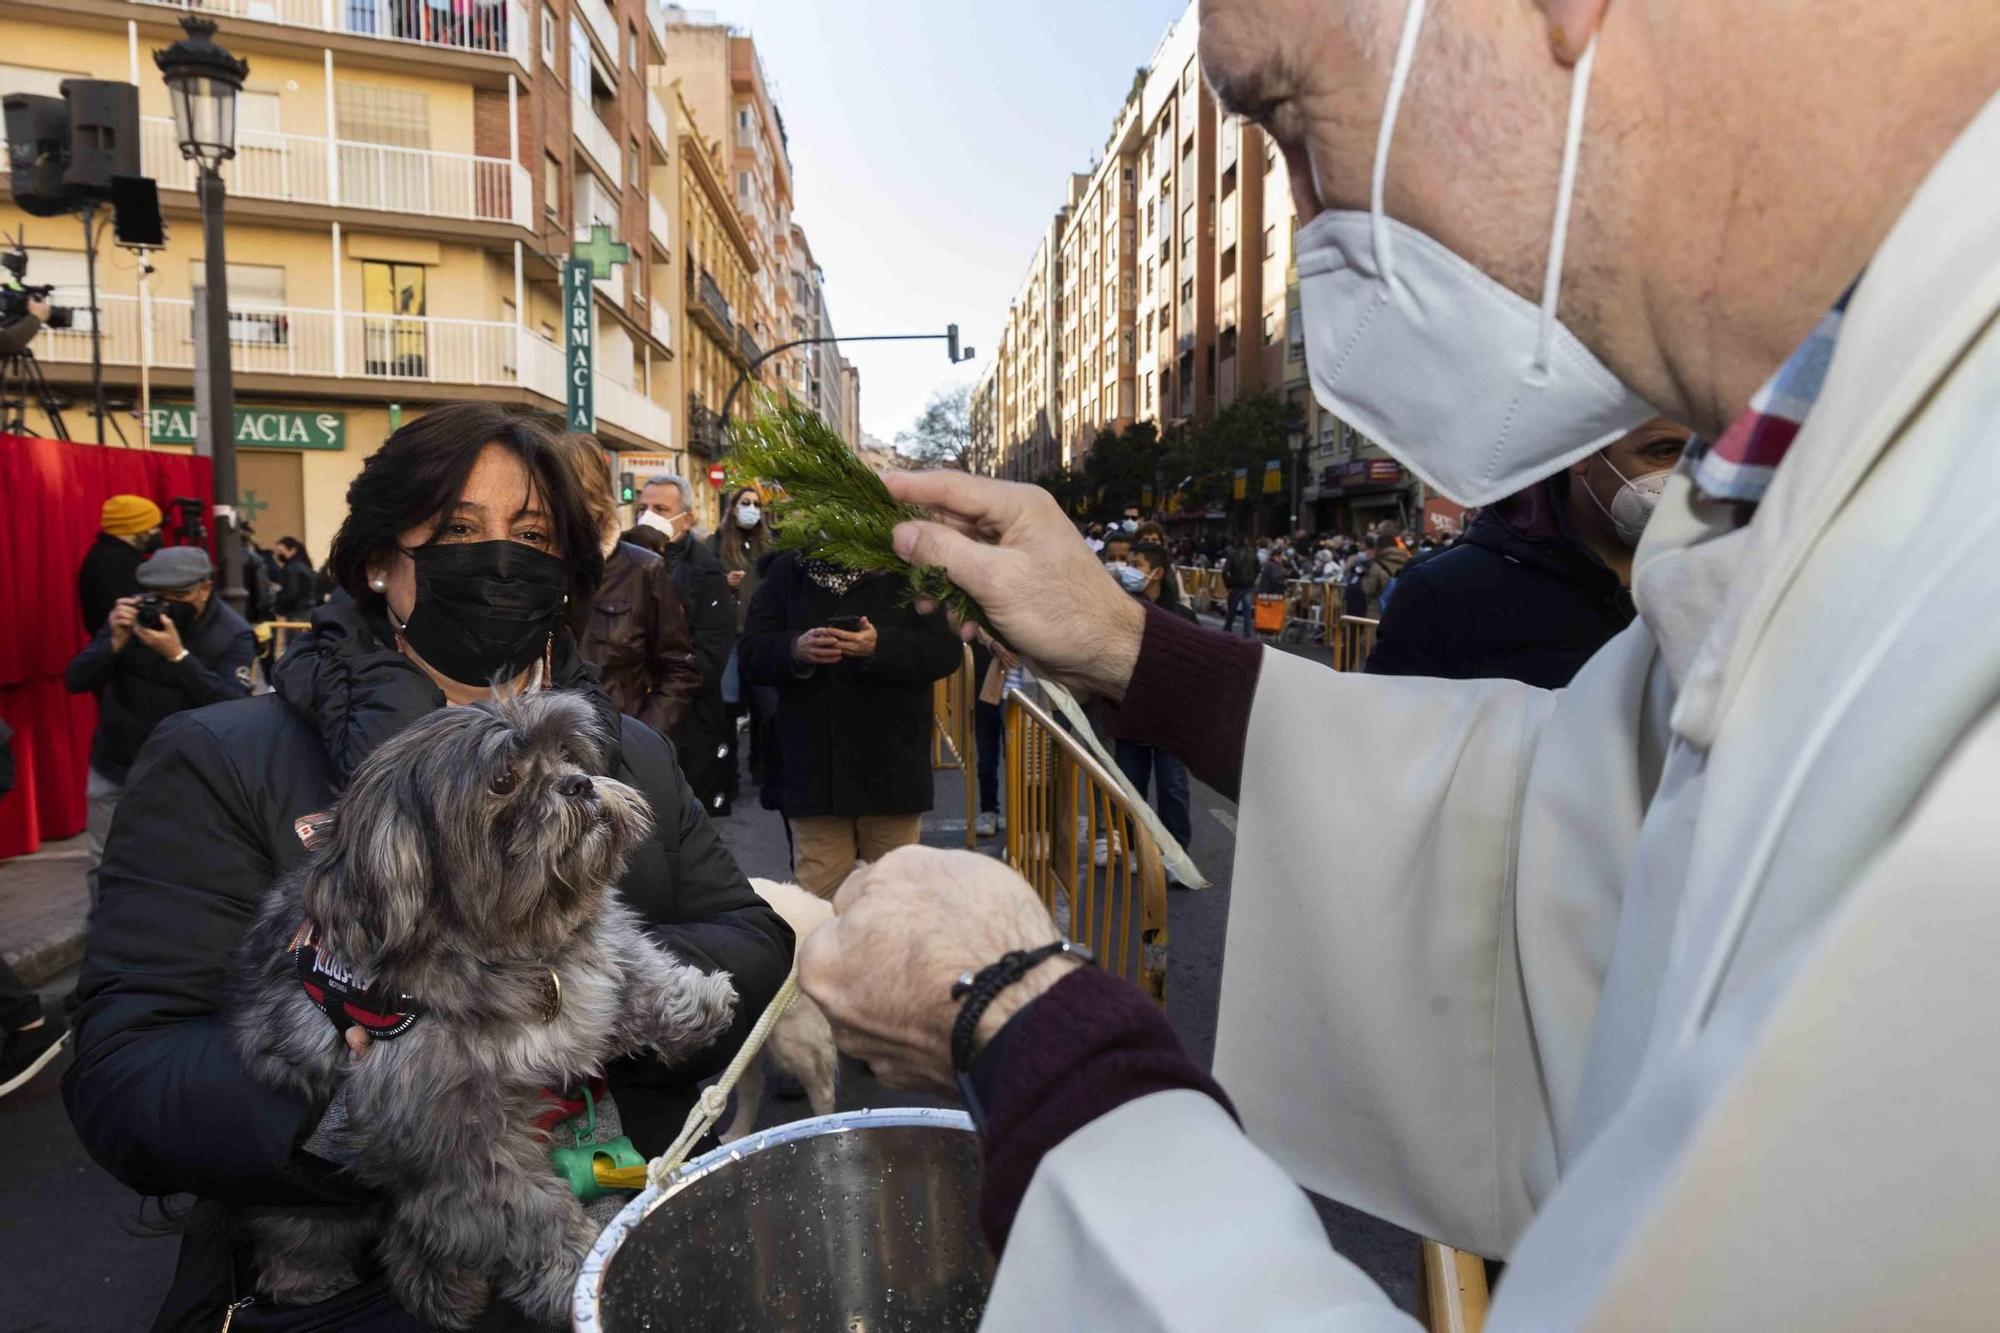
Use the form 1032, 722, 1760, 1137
101, 494, 163, 536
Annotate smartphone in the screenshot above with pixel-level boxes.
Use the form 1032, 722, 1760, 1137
826, 614, 864, 632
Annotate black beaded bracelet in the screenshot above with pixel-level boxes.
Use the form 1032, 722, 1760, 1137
949, 938, 1095, 1078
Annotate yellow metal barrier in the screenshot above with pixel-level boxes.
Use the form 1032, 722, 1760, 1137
1419, 1239, 1490, 1333
1003, 688, 1168, 1003
931, 645, 979, 849
1330, 615, 1379, 672
1174, 565, 1224, 614
254, 619, 314, 662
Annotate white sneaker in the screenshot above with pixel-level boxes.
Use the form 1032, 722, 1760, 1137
975, 812, 998, 838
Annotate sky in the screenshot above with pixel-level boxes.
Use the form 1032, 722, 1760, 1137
699, 0, 1193, 446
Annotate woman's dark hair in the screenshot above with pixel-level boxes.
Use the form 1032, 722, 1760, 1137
713, 485, 768, 572
327, 403, 604, 616
275, 535, 312, 569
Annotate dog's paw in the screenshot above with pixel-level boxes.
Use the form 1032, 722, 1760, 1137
651, 966, 738, 1061
516, 1229, 593, 1327
389, 1259, 489, 1331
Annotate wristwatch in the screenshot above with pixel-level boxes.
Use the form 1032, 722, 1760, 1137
170, 648, 191, 663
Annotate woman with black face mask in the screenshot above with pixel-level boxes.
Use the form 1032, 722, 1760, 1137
63, 403, 792, 1332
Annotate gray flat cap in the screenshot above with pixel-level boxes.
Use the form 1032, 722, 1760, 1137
136, 545, 215, 589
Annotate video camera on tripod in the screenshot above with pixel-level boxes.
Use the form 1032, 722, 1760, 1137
1, 247, 75, 331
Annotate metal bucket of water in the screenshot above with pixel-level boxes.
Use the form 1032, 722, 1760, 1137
574, 1107, 992, 1331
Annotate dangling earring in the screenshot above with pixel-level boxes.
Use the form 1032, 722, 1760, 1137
541, 633, 554, 690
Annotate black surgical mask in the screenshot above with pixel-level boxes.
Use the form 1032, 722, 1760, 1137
396, 541, 569, 687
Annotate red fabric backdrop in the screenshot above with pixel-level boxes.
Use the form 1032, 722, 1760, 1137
0, 434, 214, 859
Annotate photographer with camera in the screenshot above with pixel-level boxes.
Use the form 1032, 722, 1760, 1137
63, 546, 254, 905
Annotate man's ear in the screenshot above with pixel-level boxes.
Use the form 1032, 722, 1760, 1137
1539, 0, 1611, 65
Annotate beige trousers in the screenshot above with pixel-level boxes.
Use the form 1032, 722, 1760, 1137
789, 814, 925, 900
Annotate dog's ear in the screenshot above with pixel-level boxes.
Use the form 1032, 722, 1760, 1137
304, 767, 434, 968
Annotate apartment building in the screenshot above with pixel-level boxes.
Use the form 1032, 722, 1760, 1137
670, 80, 754, 511
968, 361, 996, 476
981, 0, 1416, 530
0, 0, 691, 558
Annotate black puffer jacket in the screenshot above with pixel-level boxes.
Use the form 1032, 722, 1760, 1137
737, 555, 962, 819
62, 595, 257, 782
63, 597, 791, 1330
660, 534, 738, 814
1364, 487, 1631, 688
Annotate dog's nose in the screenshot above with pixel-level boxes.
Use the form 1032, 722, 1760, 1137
558, 773, 595, 800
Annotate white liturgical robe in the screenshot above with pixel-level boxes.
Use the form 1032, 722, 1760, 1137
983, 90, 2000, 1332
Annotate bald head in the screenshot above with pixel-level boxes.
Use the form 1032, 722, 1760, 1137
1199, 0, 2000, 437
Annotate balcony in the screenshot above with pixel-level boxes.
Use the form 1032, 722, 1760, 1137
686, 395, 722, 456
736, 325, 762, 367
649, 298, 672, 350
130, 0, 528, 67
572, 96, 623, 189
644, 0, 668, 53
648, 195, 672, 254
137, 117, 529, 227
573, 0, 620, 62
647, 90, 670, 157
39, 296, 667, 439
689, 265, 733, 341
598, 378, 672, 449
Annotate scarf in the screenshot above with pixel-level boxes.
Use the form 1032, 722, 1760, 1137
1685, 283, 1855, 504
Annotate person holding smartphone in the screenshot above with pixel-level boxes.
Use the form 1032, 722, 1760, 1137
737, 550, 963, 898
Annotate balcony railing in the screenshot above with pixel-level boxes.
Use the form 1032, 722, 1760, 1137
646, 90, 669, 153
598, 378, 672, 449
138, 117, 529, 226
573, 0, 620, 61
692, 266, 733, 333
648, 195, 672, 253
736, 324, 762, 366
572, 96, 623, 189
130, 0, 528, 66
38, 296, 666, 438
687, 395, 722, 456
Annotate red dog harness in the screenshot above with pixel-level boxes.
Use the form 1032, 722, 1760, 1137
290, 920, 422, 1041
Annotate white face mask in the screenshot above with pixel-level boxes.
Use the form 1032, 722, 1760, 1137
1294, 0, 1654, 506
1583, 454, 1669, 547
1113, 562, 1151, 594
636, 508, 684, 540
735, 502, 761, 529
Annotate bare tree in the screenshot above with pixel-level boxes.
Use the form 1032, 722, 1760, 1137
896, 382, 975, 470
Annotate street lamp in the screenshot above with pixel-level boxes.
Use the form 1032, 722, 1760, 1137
155, 17, 249, 614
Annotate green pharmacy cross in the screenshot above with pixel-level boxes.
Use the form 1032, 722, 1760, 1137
572, 224, 631, 281
563, 225, 630, 432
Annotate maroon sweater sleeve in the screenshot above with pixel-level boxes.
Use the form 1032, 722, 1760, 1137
971, 966, 1236, 1252
1099, 602, 1264, 800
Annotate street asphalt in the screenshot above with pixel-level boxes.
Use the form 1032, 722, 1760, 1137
0, 692, 1417, 1330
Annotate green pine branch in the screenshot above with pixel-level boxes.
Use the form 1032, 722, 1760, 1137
725, 394, 988, 632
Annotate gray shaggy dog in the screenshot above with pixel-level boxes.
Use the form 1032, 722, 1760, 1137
228, 690, 736, 1328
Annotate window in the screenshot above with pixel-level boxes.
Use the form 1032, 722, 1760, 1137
541, 5, 558, 67
1286, 307, 1305, 360
1263, 225, 1276, 262
1180, 204, 1194, 260
191, 262, 288, 344
627, 23, 640, 70
570, 19, 591, 98
336, 84, 429, 147
628, 139, 641, 188
544, 152, 562, 216
1264, 310, 1276, 344
362, 261, 428, 376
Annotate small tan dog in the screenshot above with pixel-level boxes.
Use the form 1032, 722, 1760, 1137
722, 878, 840, 1141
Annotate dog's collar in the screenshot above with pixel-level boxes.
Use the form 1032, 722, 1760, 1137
291, 920, 423, 1041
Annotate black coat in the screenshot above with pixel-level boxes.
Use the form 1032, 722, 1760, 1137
660, 533, 738, 813
63, 596, 257, 782
62, 598, 792, 1329
738, 554, 962, 819
1365, 502, 1632, 688
76, 532, 145, 637
272, 557, 319, 619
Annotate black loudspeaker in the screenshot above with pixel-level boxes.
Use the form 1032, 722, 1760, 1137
57, 80, 140, 201
2, 93, 72, 216
111, 175, 165, 247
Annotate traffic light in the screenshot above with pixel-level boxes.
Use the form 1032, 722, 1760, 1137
619, 471, 635, 504
946, 323, 960, 363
